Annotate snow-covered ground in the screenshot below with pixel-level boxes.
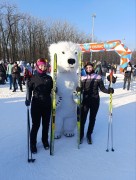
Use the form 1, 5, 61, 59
0, 73, 135, 180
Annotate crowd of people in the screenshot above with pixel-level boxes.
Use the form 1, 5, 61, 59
0, 60, 51, 92
0, 58, 136, 154
91, 60, 136, 90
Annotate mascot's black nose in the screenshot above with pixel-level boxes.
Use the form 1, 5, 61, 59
68, 59, 75, 65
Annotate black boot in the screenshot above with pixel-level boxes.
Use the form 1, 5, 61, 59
20, 87, 23, 92
80, 138, 83, 144
86, 134, 92, 144
80, 134, 84, 144
43, 141, 49, 150
80, 130, 84, 144
30, 144, 37, 154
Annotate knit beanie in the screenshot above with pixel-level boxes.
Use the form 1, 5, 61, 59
36, 58, 47, 74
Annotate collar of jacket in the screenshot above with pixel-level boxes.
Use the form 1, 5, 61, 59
37, 72, 47, 77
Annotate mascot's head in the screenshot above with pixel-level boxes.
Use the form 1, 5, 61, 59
49, 41, 81, 73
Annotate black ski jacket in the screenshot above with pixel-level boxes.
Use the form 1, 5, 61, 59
27, 72, 53, 103
81, 73, 109, 100
11, 65, 21, 78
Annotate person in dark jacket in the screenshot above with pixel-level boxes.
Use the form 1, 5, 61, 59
78, 62, 114, 144
11, 61, 23, 92
133, 64, 136, 81
95, 61, 103, 76
0, 60, 7, 84
123, 62, 132, 90
25, 58, 53, 154
24, 63, 32, 81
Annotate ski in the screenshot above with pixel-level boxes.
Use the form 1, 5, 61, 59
50, 53, 57, 155
106, 69, 115, 152
77, 52, 83, 149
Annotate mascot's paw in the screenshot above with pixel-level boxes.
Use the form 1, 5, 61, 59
56, 95, 62, 108
72, 91, 82, 104
64, 132, 74, 137
54, 134, 61, 139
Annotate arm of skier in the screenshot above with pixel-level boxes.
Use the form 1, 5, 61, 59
25, 78, 33, 106
99, 78, 114, 94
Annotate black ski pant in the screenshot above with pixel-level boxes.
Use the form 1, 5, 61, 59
12, 76, 22, 91
123, 76, 131, 90
30, 99, 51, 146
80, 97, 100, 139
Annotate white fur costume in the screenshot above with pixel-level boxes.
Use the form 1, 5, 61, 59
49, 41, 81, 138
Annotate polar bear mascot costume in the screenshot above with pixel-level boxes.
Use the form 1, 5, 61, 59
49, 41, 81, 139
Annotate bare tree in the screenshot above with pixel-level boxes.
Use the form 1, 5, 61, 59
0, 1, 125, 65
0, 2, 23, 62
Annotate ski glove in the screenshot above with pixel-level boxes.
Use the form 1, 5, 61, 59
76, 86, 81, 92
25, 99, 31, 106
108, 87, 114, 94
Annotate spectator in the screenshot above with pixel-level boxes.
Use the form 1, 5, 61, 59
0, 60, 7, 84
123, 62, 132, 90
6, 61, 13, 89
11, 61, 23, 92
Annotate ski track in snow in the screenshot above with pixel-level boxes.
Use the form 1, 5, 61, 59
0, 74, 135, 180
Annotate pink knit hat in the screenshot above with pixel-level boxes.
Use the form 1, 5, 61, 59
36, 58, 47, 66
36, 58, 48, 73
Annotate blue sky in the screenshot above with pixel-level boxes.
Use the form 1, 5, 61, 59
9, 0, 136, 50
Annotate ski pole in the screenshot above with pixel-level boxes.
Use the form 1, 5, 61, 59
106, 114, 111, 152
27, 106, 35, 163
106, 70, 115, 152
26, 80, 35, 162
111, 114, 114, 152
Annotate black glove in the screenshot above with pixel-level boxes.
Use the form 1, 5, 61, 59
108, 87, 114, 94
25, 99, 30, 106
76, 86, 81, 92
